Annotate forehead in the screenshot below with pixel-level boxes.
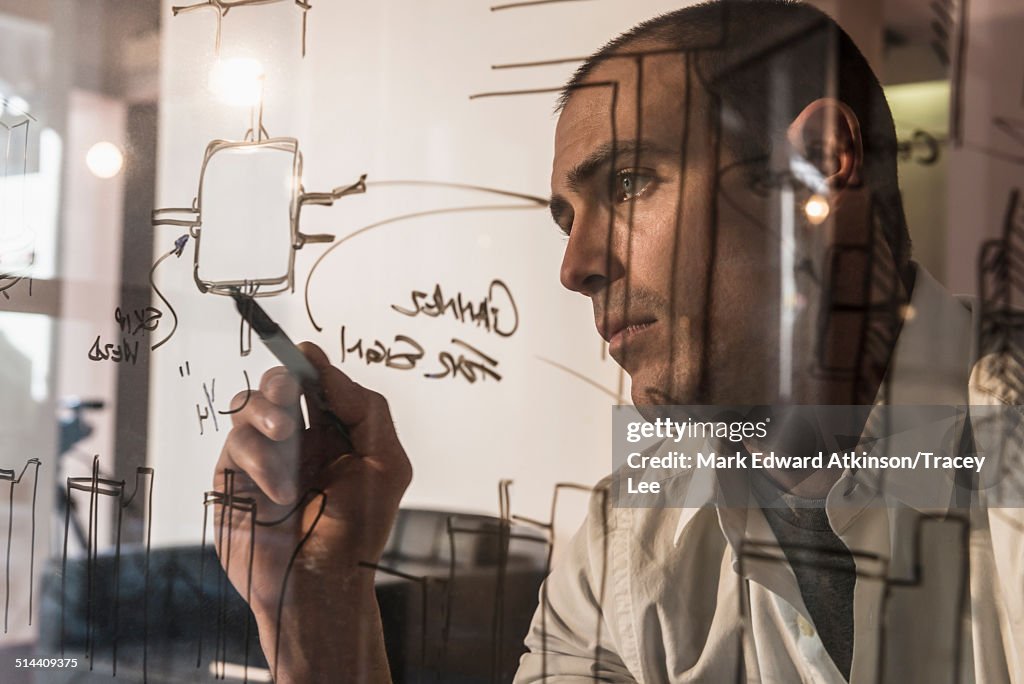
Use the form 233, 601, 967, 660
552, 48, 704, 185
554, 49, 697, 163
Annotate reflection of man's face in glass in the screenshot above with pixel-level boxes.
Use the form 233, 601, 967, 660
550, 47, 785, 407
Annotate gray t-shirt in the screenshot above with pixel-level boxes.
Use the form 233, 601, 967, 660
751, 472, 856, 681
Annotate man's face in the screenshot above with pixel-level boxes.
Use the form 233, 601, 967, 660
550, 50, 782, 406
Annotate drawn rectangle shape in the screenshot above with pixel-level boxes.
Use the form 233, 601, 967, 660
194, 139, 300, 295
0, 110, 32, 274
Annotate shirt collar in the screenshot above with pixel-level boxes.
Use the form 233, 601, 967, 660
832, 263, 974, 523
672, 263, 976, 547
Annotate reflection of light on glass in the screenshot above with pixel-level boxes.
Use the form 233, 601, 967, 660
208, 662, 272, 682
803, 194, 830, 225
86, 142, 124, 179
779, 183, 795, 399
0, 232, 34, 273
7, 96, 29, 115
900, 304, 917, 321
209, 58, 265, 107
28, 129, 63, 280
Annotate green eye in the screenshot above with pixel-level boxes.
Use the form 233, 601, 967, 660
613, 170, 655, 203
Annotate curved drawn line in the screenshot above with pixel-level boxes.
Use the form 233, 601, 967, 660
304, 204, 545, 331
0, 276, 24, 295
252, 488, 321, 526
535, 356, 620, 399
367, 180, 548, 206
218, 370, 252, 415
272, 490, 326, 682
150, 248, 180, 351
121, 467, 156, 508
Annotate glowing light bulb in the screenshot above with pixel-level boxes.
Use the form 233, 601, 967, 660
209, 58, 265, 107
803, 194, 830, 225
86, 141, 124, 179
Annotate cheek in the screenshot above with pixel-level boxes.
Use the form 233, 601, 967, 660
620, 198, 682, 278
625, 188, 715, 301
712, 193, 782, 338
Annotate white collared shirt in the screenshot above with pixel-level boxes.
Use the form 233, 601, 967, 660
514, 266, 1024, 683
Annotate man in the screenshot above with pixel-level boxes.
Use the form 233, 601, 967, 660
216, 1, 1023, 682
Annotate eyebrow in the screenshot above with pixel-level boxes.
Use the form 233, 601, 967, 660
566, 139, 673, 193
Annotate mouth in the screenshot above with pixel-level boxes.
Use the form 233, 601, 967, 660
604, 318, 659, 349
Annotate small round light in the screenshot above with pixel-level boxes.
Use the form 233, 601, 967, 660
209, 58, 265, 107
86, 141, 124, 179
803, 194, 830, 225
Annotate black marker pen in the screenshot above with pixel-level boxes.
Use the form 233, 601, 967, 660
229, 290, 354, 454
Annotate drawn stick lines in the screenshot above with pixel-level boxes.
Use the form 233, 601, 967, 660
60, 456, 155, 681
490, 0, 594, 12
200, 471, 328, 683
0, 459, 40, 634
171, 0, 312, 56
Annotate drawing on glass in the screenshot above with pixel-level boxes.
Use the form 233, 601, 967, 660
199, 468, 327, 683
59, 457, 155, 681
151, 84, 366, 300
0, 459, 40, 635
0, 97, 36, 292
172, 0, 312, 56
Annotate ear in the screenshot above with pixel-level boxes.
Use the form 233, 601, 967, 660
787, 98, 863, 191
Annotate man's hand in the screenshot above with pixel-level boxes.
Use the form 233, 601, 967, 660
213, 341, 411, 683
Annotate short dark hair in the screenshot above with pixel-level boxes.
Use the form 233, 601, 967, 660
559, 0, 911, 267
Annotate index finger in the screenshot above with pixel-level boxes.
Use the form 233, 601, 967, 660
260, 366, 302, 407
298, 342, 403, 458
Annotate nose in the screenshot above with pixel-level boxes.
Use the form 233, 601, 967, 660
559, 209, 625, 296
